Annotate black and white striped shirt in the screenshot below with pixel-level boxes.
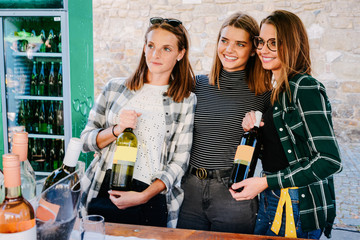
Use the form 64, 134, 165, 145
190, 70, 271, 169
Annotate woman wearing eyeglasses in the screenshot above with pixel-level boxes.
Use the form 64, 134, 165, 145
80, 17, 196, 228
229, 10, 342, 239
177, 12, 271, 233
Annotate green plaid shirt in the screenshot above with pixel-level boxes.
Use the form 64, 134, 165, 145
266, 74, 342, 236
80, 78, 196, 228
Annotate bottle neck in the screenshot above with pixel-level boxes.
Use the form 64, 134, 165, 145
61, 164, 76, 174
5, 186, 22, 199
124, 128, 133, 133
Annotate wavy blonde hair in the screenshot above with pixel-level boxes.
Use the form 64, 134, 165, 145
209, 12, 272, 95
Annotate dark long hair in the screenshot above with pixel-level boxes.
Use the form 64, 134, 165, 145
260, 10, 312, 104
126, 20, 195, 102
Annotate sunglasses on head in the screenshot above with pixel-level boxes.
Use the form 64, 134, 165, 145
150, 17, 182, 27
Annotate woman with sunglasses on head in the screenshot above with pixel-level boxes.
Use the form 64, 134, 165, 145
80, 17, 196, 228
177, 12, 271, 233
229, 10, 342, 239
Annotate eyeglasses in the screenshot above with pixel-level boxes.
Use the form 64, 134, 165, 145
150, 17, 182, 27
254, 36, 278, 52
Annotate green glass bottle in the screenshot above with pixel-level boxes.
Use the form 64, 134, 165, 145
30, 61, 37, 96
17, 100, 26, 127
57, 62, 63, 97
58, 32, 62, 53
38, 100, 47, 134
32, 101, 39, 134
110, 128, 138, 191
40, 29, 46, 53
30, 138, 39, 171
38, 61, 46, 96
47, 29, 54, 52
48, 62, 56, 96
42, 138, 83, 192
56, 101, 64, 135
47, 101, 55, 135
25, 100, 33, 133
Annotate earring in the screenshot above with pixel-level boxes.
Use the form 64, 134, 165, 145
177, 59, 180, 61
251, 53, 255, 57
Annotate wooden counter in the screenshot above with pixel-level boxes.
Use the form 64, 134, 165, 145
105, 222, 301, 240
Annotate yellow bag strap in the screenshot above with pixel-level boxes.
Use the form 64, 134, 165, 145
270, 187, 298, 238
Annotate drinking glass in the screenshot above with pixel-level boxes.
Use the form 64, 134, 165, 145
80, 215, 105, 240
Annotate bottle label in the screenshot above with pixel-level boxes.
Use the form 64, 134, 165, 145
234, 145, 254, 165
113, 146, 137, 164
0, 220, 36, 238
36, 198, 60, 221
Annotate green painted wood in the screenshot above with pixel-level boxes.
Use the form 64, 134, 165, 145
68, 0, 94, 166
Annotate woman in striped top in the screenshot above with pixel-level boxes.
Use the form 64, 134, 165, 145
177, 12, 272, 233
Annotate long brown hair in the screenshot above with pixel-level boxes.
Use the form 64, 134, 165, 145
209, 12, 271, 95
260, 10, 312, 104
126, 19, 195, 102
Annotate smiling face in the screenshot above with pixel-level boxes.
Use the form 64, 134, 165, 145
217, 26, 253, 72
144, 28, 185, 85
256, 23, 282, 79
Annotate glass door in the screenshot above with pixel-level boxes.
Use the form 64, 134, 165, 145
1, 15, 68, 175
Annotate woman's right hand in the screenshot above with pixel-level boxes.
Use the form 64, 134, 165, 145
113, 109, 142, 136
242, 111, 264, 131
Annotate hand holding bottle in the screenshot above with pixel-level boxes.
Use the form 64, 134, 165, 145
113, 109, 142, 137
229, 176, 268, 201
242, 111, 265, 132
108, 190, 146, 210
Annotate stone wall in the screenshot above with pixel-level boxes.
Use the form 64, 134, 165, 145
92, 0, 360, 144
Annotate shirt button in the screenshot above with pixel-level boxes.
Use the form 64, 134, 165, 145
167, 130, 169, 133
163, 99, 166, 102
275, 107, 278, 110
166, 112, 169, 115
287, 149, 292, 153
279, 128, 283, 131
301, 194, 305, 198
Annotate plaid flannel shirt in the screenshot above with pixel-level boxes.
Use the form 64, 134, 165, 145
80, 78, 196, 228
266, 73, 342, 237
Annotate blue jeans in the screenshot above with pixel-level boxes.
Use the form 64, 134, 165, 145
177, 172, 258, 233
254, 188, 322, 239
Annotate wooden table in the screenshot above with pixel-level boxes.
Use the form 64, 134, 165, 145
105, 222, 301, 240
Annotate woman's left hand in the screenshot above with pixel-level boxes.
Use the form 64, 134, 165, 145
108, 190, 147, 209
229, 177, 268, 201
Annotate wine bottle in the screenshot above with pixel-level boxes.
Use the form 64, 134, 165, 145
17, 100, 26, 127
25, 100, 33, 133
38, 61, 46, 96
41, 138, 83, 192
47, 29, 54, 52
58, 32, 62, 53
54, 139, 65, 170
110, 128, 138, 191
30, 138, 40, 171
47, 101, 55, 135
48, 62, 56, 97
39, 100, 47, 134
57, 62, 63, 97
56, 101, 64, 135
11, 132, 36, 205
40, 29, 46, 52
0, 154, 36, 239
32, 101, 39, 134
228, 111, 262, 192
30, 61, 37, 96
